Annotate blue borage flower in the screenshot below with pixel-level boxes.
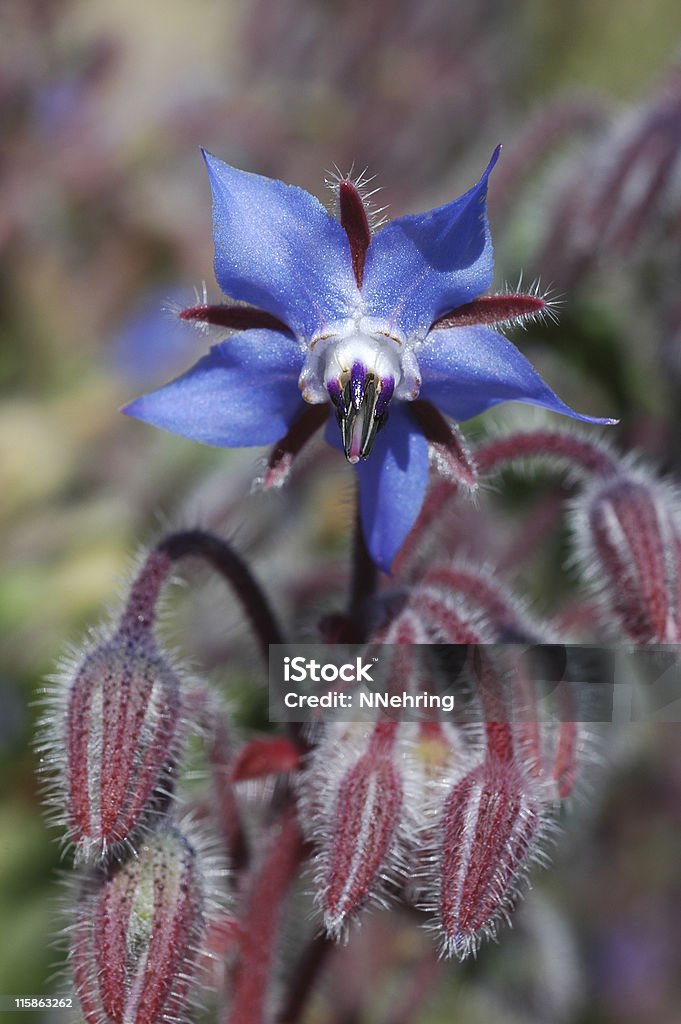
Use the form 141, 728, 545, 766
124, 149, 614, 571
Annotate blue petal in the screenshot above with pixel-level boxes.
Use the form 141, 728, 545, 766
110, 285, 201, 386
418, 325, 617, 424
203, 152, 359, 340
361, 147, 500, 336
324, 404, 429, 573
122, 329, 305, 446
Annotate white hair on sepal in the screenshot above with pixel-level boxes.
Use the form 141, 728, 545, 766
324, 164, 389, 230
162, 282, 214, 336
502, 275, 564, 328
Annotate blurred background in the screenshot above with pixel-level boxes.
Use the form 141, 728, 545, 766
2, 0, 681, 1021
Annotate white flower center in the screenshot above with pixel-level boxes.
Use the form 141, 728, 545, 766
298, 321, 422, 463
321, 333, 402, 392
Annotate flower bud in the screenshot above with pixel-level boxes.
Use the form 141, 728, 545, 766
572, 472, 681, 642
302, 722, 406, 936
71, 825, 209, 1024
433, 759, 544, 959
52, 630, 184, 861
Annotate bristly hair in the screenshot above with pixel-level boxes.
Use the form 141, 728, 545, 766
325, 164, 389, 230
507, 275, 563, 328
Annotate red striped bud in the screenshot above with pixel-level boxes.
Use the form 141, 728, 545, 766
71, 825, 210, 1024
53, 631, 184, 861
434, 759, 544, 959
572, 472, 681, 642
303, 722, 406, 936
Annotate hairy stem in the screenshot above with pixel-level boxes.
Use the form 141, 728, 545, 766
225, 807, 304, 1024
157, 528, 286, 661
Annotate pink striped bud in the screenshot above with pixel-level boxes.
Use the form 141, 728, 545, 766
303, 722, 406, 936
572, 472, 681, 642
39, 549, 187, 860
53, 631, 184, 861
71, 825, 209, 1024
433, 759, 544, 959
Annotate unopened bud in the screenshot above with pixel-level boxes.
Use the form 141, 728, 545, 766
71, 825, 209, 1024
573, 472, 681, 642
433, 759, 544, 959
302, 722, 406, 936
53, 631, 184, 860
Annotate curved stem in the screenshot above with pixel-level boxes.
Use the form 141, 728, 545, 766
157, 528, 286, 661
475, 429, 618, 480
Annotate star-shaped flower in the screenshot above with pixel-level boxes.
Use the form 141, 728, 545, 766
124, 150, 614, 571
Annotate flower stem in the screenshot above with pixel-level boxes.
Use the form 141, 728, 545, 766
185, 686, 250, 875
157, 528, 286, 661
225, 806, 304, 1024
347, 493, 378, 641
277, 933, 334, 1024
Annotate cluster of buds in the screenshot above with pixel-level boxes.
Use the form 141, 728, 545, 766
41, 421, 681, 1021
470, 424, 681, 643
293, 423, 681, 959
299, 614, 581, 959
39, 540, 234, 1024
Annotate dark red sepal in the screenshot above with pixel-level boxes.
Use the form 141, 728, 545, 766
409, 401, 478, 489
180, 303, 293, 335
431, 293, 546, 330
339, 180, 372, 288
231, 737, 302, 782
262, 405, 330, 489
